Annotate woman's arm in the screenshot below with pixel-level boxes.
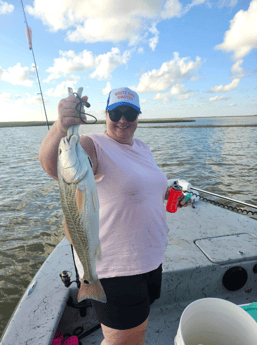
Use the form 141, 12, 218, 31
39, 95, 98, 179
39, 121, 67, 180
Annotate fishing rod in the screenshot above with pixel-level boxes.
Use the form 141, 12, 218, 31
192, 186, 257, 210
20, 0, 50, 130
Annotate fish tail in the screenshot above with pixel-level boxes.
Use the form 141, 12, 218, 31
77, 277, 107, 303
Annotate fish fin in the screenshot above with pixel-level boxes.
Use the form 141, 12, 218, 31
78, 277, 107, 303
95, 174, 104, 182
95, 243, 102, 261
76, 188, 84, 214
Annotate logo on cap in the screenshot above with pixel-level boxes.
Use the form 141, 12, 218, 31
106, 87, 141, 113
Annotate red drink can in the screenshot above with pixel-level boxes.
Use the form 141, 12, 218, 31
166, 184, 183, 213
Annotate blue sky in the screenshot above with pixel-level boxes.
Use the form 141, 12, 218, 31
0, 0, 256, 122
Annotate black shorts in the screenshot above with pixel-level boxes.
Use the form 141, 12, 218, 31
91, 264, 162, 330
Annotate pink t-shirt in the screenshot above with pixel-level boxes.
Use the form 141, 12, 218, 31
75, 133, 169, 279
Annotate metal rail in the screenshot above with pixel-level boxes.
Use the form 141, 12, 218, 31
192, 187, 257, 210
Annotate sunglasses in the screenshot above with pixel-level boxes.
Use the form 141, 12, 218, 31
108, 108, 139, 122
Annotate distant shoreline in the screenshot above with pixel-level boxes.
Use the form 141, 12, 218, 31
0, 115, 256, 128
0, 119, 195, 128
139, 124, 257, 128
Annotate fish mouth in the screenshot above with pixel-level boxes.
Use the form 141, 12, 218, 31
60, 135, 78, 153
67, 133, 80, 144
65, 134, 79, 145
58, 135, 89, 184
59, 136, 79, 172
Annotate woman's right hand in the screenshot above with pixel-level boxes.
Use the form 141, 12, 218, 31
57, 94, 89, 133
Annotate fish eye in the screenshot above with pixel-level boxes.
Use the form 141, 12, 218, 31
59, 148, 62, 154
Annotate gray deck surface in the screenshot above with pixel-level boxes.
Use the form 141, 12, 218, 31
82, 297, 257, 345
2, 201, 257, 344
57, 201, 257, 344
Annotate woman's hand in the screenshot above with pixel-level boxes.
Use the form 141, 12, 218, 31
57, 94, 89, 133
165, 186, 184, 206
165, 186, 172, 200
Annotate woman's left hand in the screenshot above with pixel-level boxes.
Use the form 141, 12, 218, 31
165, 186, 185, 205
165, 186, 172, 200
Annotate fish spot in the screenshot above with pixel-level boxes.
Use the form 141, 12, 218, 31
84, 279, 89, 284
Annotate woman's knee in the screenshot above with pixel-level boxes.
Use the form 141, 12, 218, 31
101, 317, 149, 345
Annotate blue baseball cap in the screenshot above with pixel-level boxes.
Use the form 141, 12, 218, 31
106, 87, 141, 113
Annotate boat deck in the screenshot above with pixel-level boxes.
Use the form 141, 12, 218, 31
2, 201, 257, 344
57, 201, 257, 344
58, 288, 257, 345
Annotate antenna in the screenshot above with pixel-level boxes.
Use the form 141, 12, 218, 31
20, 0, 50, 130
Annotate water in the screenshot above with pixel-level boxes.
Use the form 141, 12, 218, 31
139, 115, 257, 127
0, 116, 257, 336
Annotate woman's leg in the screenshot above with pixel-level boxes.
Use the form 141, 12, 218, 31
101, 317, 149, 345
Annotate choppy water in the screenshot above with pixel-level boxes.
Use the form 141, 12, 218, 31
0, 116, 257, 336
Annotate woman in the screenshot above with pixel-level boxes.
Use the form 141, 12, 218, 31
39, 87, 171, 345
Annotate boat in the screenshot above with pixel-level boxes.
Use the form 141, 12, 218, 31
1, 185, 257, 345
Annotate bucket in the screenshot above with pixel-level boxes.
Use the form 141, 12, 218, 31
174, 298, 257, 345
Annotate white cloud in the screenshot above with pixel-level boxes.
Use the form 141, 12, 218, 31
215, 0, 257, 59
149, 25, 159, 51
102, 82, 112, 96
230, 60, 244, 78
46, 75, 80, 97
18, 93, 48, 106
26, 0, 78, 32
0, 92, 41, 103
209, 95, 230, 101
0, 1, 14, 14
0, 92, 49, 123
171, 84, 192, 100
0, 96, 55, 122
27, 0, 161, 44
45, 50, 94, 82
135, 52, 201, 93
181, 0, 207, 16
217, 0, 238, 8
67, 16, 144, 44
153, 83, 192, 103
0, 63, 34, 86
27, 0, 208, 45
90, 48, 131, 80
0, 92, 11, 100
161, 0, 182, 18
153, 92, 171, 104
177, 93, 191, 100
207, 78, 240, 93
45, 48, 131, 82
170, 83, 189, 96
191, 76, 200, 81
161, 0, 208, 18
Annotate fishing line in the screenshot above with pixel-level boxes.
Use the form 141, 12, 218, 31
73, 93, 97, 124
